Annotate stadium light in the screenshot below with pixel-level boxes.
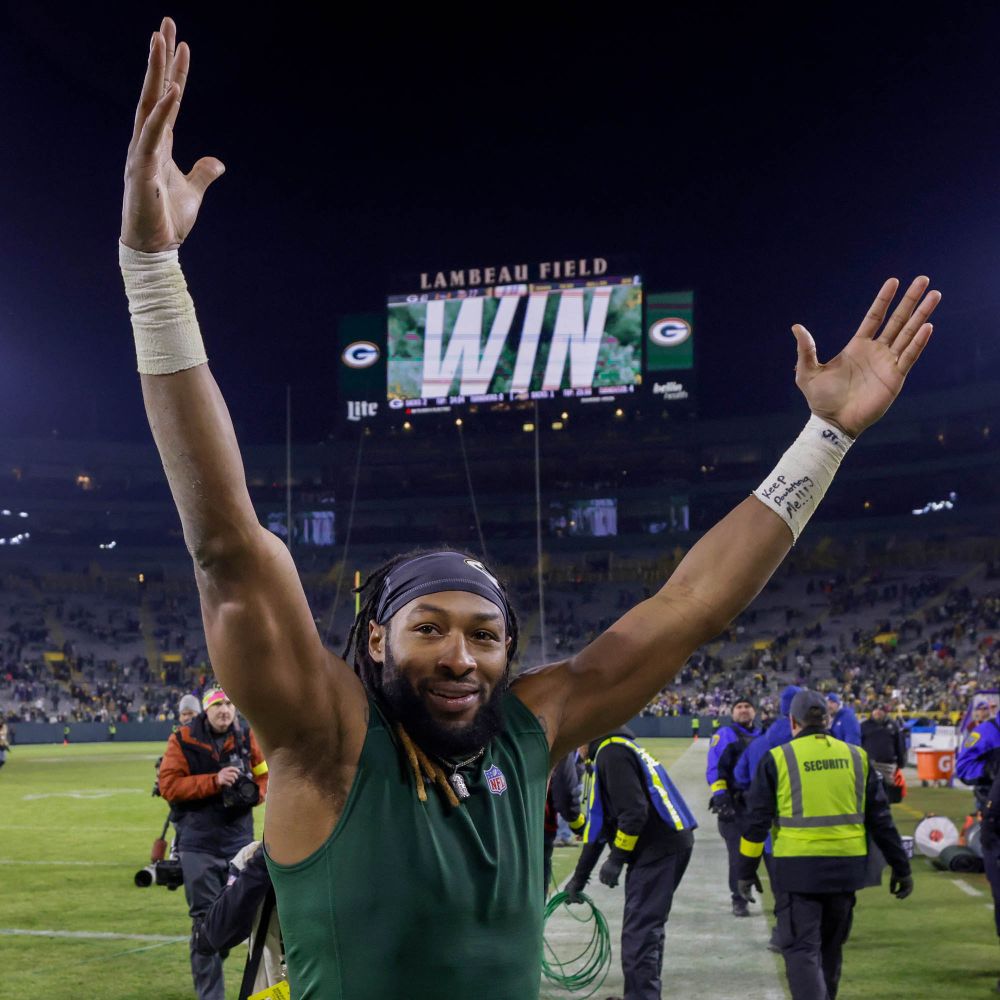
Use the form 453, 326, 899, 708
551, 422, 564, 431
614, 408, 624, 418
561, 411, 569, 420
455, 418, 463, 427
403, 421, 412, 431
522, 423, 535, 432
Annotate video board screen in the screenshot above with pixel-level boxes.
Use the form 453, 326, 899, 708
386, 277, 642, 415
645, 290, 694, 406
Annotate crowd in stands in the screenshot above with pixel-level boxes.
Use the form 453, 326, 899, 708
2, 549, 999, 730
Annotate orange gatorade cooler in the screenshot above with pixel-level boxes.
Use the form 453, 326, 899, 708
915, 748, 954, 781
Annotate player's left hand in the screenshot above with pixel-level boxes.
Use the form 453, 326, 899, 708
793, 277, 941, 438
598, 853, 625, 888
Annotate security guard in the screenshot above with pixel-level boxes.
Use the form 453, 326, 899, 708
691, 715, 700, 740
736, 690, 912, 1000
979, 768, 1000, 989
859, 705, 907, 789
706, 696, 760, 915
957, 707, 1000, 812
565, 728, 697, 1000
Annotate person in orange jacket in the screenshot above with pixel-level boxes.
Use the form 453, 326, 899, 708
159, 687, 267, 1000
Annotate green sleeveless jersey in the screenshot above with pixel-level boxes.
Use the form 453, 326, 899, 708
266, 692, 549, 999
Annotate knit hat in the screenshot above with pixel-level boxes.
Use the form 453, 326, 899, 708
826, 692, 843, 706
779, 685, 801, 715
178, 694, 201, 716
202, 687, 229, 710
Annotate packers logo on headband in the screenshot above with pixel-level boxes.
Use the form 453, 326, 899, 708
464, 558, 500, 588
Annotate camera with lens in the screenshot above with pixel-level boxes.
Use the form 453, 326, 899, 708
134, 816, 184, 890
134, 857, 184, 890
221, 753, 260, 811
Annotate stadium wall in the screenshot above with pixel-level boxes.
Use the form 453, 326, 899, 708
7, 716, 720, 743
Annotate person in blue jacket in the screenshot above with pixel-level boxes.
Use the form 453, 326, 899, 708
735, 686, 801, 790
826, 692, 861, 745
956, 710, 1000, 811
734, 684, 802, 949
706, 696, 760, 916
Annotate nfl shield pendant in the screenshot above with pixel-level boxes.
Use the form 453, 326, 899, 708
449, 772, 470, 800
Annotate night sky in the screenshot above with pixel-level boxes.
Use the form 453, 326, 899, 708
1, 4, 998, 444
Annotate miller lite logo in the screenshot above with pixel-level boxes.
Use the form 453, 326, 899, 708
346, 400, 379, 422
484, 764, 507, 796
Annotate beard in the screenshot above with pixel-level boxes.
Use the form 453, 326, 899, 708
378, 643, 509, 759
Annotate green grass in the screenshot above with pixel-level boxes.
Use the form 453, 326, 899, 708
1, 738, 996, 998
0, 741, 260, 999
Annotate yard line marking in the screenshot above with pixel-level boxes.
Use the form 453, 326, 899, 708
0, 859, 124, 867
0, 929, 186, 942
18, 754, 160, 764
0, 824, 151, 833
951, 879, 983, 897
22, 788, 144, 800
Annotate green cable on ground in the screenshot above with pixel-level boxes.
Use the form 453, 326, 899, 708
541, 891, 612, 999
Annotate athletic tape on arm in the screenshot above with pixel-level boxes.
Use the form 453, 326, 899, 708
119, 243, 207, 375
752, 414, 853, 543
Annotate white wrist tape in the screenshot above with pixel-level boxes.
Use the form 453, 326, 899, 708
119, 242, 208, 375
753, 414, 854, 543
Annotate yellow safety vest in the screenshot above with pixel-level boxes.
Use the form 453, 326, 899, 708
770, 734, 868, 860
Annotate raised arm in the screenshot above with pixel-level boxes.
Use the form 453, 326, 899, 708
515, 277, 939, 760
120, 19, 366, 758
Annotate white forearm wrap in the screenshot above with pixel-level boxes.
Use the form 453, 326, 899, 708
753, 414, 854, 543
119, 242, 207, 375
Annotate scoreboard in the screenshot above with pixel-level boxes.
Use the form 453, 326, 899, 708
335, 255, 695, 426
386, 276, 643, 415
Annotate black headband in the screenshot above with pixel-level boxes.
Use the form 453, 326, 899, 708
374, 552, 512, 632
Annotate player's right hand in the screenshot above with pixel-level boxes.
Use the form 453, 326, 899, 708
121, 17, 224, 252
215, 766, 241, 787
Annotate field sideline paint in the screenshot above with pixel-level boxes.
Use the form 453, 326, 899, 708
0, 859, 124, 866
0, 928, 186, 942
950, 879, 983, 897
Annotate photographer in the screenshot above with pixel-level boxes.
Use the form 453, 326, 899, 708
196, 840, 285, 999
159, 687, 268, 1000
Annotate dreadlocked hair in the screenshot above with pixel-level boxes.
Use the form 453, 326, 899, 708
341, 548, 520, 809
341, 547, 520, 694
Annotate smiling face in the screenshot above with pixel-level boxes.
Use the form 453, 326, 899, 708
368, 590, 512, 758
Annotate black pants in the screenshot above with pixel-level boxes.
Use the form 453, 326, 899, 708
180, 849, 230, 1000
763, 852, 788, 933
775, 891, 855, 1000
982, 834, 1000, 936
620, 846, 693, 1000
718, 817, 742, 902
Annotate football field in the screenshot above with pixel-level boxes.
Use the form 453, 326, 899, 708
1, 738, 996, 998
